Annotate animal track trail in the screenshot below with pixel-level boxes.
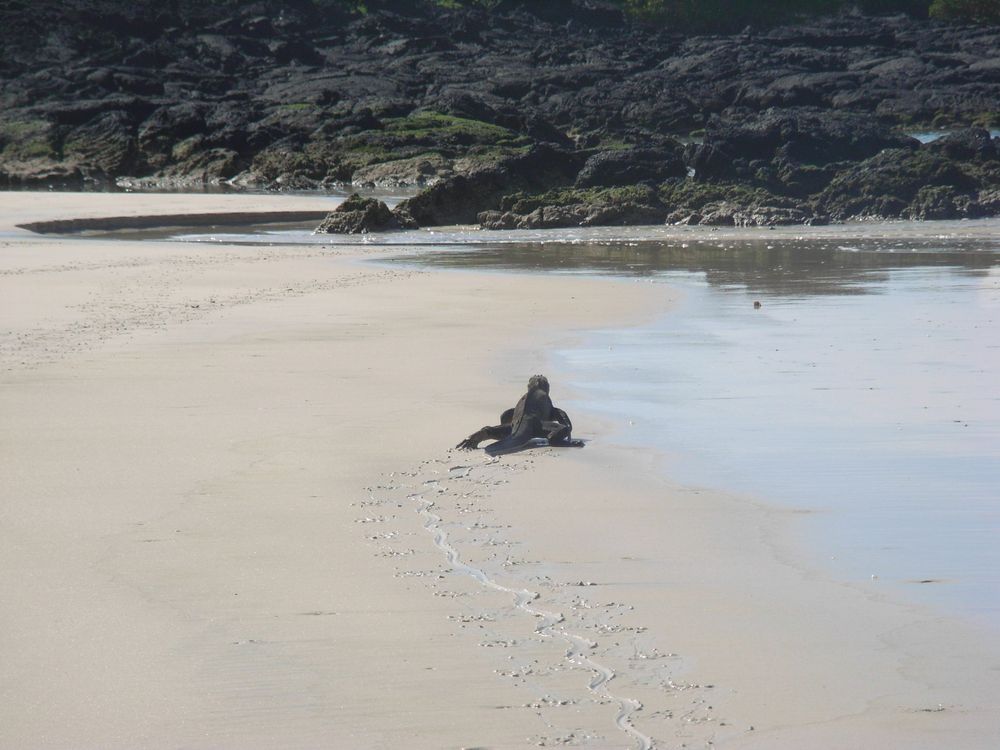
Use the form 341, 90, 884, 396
361, 454, 659, 750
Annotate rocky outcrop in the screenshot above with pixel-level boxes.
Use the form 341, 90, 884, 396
923, 127, 998, 162
478, 201, 669, 230
662, 113, 999, 225
2, 2, 999, 226
394, 145, 584, 225
687, 108, 919, 185
351, 154, 453, 188
815, 146, 996, 221
477, 185, 669, 229
314, 194, 416, 234
2, 2, 998, 193
575, 147, 686, 188
689, 202, 814, 227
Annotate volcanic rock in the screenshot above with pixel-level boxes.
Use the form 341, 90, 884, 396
315, 194, 416, 234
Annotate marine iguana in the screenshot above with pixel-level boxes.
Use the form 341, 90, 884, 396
455, 375, 583, 456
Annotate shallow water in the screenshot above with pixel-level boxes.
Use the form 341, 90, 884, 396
559, 265, 999, 627
172, 216, 1000, 252
394, 226, 1000, 629
910, 128, 1000, 143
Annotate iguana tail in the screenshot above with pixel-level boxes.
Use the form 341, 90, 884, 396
484, 416, 544, 456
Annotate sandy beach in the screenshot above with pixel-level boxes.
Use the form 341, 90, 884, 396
2, 192, 999, 749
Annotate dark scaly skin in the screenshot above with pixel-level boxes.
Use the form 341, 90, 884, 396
455, 375, 579, 455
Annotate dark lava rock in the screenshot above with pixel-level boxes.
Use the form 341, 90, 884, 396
396, 172, 513, 226
575, 147, 685, 188
478, 184, 668, 229
480, 204, 589, 230
1, 1, 998, 226
903, 185, 964, 220
479, 200, 667, 230
656, 171, 831, 225
765, 158, 839, 196
62, 109, 140, 175
972, 189, 1000, 217
689, 108, 918, 183
396, 144, 584, 226
698, 202, 811, 227
315, 194, 416, 234
923, 128, 998, 163
816, 147, 985, 221
476, 210, 519, 229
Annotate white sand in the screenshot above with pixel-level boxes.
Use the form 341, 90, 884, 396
2, 192, 998, 748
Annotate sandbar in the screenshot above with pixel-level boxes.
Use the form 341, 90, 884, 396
1, 191, 998, 748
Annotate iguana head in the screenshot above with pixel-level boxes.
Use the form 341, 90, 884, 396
527, 374, 550, 393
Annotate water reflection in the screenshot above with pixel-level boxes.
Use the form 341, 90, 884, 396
400, 237, 999, 296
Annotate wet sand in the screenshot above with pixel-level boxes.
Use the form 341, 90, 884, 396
2, 192, 999, 748
555, 261, 1000, 627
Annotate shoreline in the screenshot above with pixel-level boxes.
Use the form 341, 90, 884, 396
480, 439, 1000, 748
6, 181, 1000, 246
3, 192, 999, 748
549, 255, 1000, 633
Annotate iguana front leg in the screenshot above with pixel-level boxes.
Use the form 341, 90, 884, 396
543, 420, 571, 444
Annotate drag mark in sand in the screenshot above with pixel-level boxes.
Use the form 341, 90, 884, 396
412, 463, 654, 750
358, 456, 726, 748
